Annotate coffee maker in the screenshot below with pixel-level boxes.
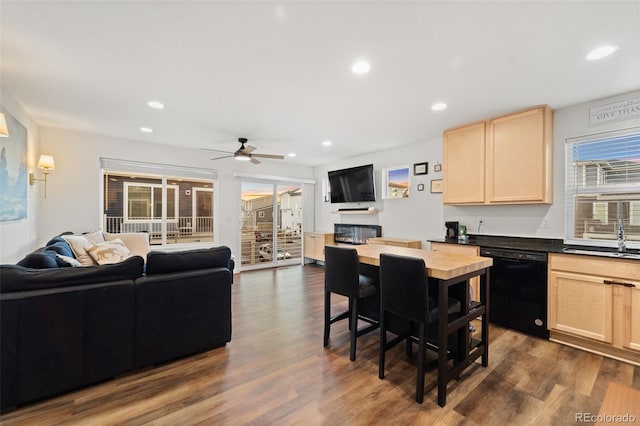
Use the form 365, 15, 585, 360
445, 221, 459, 239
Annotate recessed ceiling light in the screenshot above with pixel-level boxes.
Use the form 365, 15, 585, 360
147, 100, 165, 110
140, 127, 153, 133
287, 152, 296, 157
431, 102, 447, 111
351, 60, 371, 74
586, 45, 619, 61
322, 140, 333, 146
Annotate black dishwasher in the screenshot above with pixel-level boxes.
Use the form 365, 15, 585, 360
480, 247, 549, 339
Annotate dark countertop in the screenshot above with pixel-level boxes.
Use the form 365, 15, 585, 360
431, 234, 568, 253
429, 234, 640, 259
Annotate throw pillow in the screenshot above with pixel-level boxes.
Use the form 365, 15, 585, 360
84, 229, 105, 244
56, 253, 84, 267
86, 238, 131, 265
62, 235, 98, 266
103, 231, 151, 262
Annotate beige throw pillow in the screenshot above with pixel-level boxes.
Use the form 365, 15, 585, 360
62, 235, 99, 266
103, 231, 151, 262
86, 238, 131, 265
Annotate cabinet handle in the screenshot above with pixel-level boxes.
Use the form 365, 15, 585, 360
603, 279, 635, 288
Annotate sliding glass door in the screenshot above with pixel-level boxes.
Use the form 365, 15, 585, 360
240, 181, 302, 269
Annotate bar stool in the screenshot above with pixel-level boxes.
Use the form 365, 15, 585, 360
378, 253, 461, 404
323, 245, 379, 361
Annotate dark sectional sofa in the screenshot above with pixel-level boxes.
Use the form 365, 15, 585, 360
0, 240, 234, 412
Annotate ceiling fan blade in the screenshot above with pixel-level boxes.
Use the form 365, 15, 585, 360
250, 157, 261, 164
243, 145, 257, 154
201, 148, 234, 154
251, 153, 285, 160
210, 154, 234, 160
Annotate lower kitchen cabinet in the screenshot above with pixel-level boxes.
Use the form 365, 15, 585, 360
303, 232, 333, 262
548, 253, 640, 364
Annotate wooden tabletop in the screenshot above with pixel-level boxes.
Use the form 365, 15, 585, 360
344, 244, 493, 281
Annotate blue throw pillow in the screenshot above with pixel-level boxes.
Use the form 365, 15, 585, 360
16, 250, 60, 269
45, 241, 75, 258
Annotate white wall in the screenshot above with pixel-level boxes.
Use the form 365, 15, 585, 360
313, 137, 445, 247
0, 89, 40, 263
36, 127, 314, 262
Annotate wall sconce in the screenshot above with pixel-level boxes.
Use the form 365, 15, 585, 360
0, 113, 9, 137
29, 155, 55, 198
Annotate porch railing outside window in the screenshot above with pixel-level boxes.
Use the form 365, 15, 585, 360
565, 129, 640, 248
101, 158, 216, 245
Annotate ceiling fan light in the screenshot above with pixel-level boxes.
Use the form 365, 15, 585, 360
235, 155, 251, 161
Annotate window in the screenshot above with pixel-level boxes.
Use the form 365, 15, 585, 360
565, 128, 640, 247
101, 158, 217, 245
123, 182, 178, 222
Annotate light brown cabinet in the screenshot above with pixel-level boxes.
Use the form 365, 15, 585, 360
303, 232, 333, 262
430, 242, 480, 301
443, 122, 486, 204
368, 237, 422, 249
548, 253, 640, 364
443, 105, 553, 205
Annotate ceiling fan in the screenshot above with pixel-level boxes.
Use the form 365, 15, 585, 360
202, 138, 285, 164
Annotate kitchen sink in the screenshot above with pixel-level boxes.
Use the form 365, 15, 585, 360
561, 247, 640, 260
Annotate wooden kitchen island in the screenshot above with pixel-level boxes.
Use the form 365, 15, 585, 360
344, 243, 493, 406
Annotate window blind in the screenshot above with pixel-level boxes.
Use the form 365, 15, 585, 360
100, 158, 218, 180
565, 127, 640, 247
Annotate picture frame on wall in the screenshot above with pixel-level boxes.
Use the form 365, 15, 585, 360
382, 165, 410, 199
434, 163, 442, 173
430, 179, 443, 193
413, 162, 428, 175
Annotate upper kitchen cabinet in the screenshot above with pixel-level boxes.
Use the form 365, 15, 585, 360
486, 106, 553, 204
443, 121, 486, 204
443, 105, 554, 205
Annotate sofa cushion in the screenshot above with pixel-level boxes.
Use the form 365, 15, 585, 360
87, 239, 131, 265
103, 232, 150, 262
62, 234, 102, 266
145, 246, 232, 275
0, 256, 144, 293
16, 250, 60, 269
56, 254, 83, 267
44, 241, 75, 258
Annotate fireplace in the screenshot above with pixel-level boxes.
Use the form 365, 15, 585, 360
333, 223, 381, 245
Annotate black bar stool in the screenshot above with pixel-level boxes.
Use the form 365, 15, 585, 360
378, 253, 461, 404
323, 245, 379, 361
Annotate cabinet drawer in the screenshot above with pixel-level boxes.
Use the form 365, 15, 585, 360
549, 253, 640, 281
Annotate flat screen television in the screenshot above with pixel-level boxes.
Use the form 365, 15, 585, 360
328, 164, 376, 203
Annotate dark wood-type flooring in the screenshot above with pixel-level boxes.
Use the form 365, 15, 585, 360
2, 264, 640, 425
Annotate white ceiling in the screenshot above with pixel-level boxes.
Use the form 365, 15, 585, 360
1, 1, 639, 166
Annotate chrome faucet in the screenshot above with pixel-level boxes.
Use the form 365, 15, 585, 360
617, 218, 626, 253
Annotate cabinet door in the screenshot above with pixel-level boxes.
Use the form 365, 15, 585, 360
623, 285, 640, 352
548, 271, 613, 343
314, 235, 326, 262
486, 107, 552, 203
303, 233, 317, 260
443, 122, 486, 204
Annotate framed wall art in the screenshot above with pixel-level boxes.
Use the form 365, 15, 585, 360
382, 165, 410, 199
413, 162, 428, 175
0, 109, 28, 221
430, 179, 443, 193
